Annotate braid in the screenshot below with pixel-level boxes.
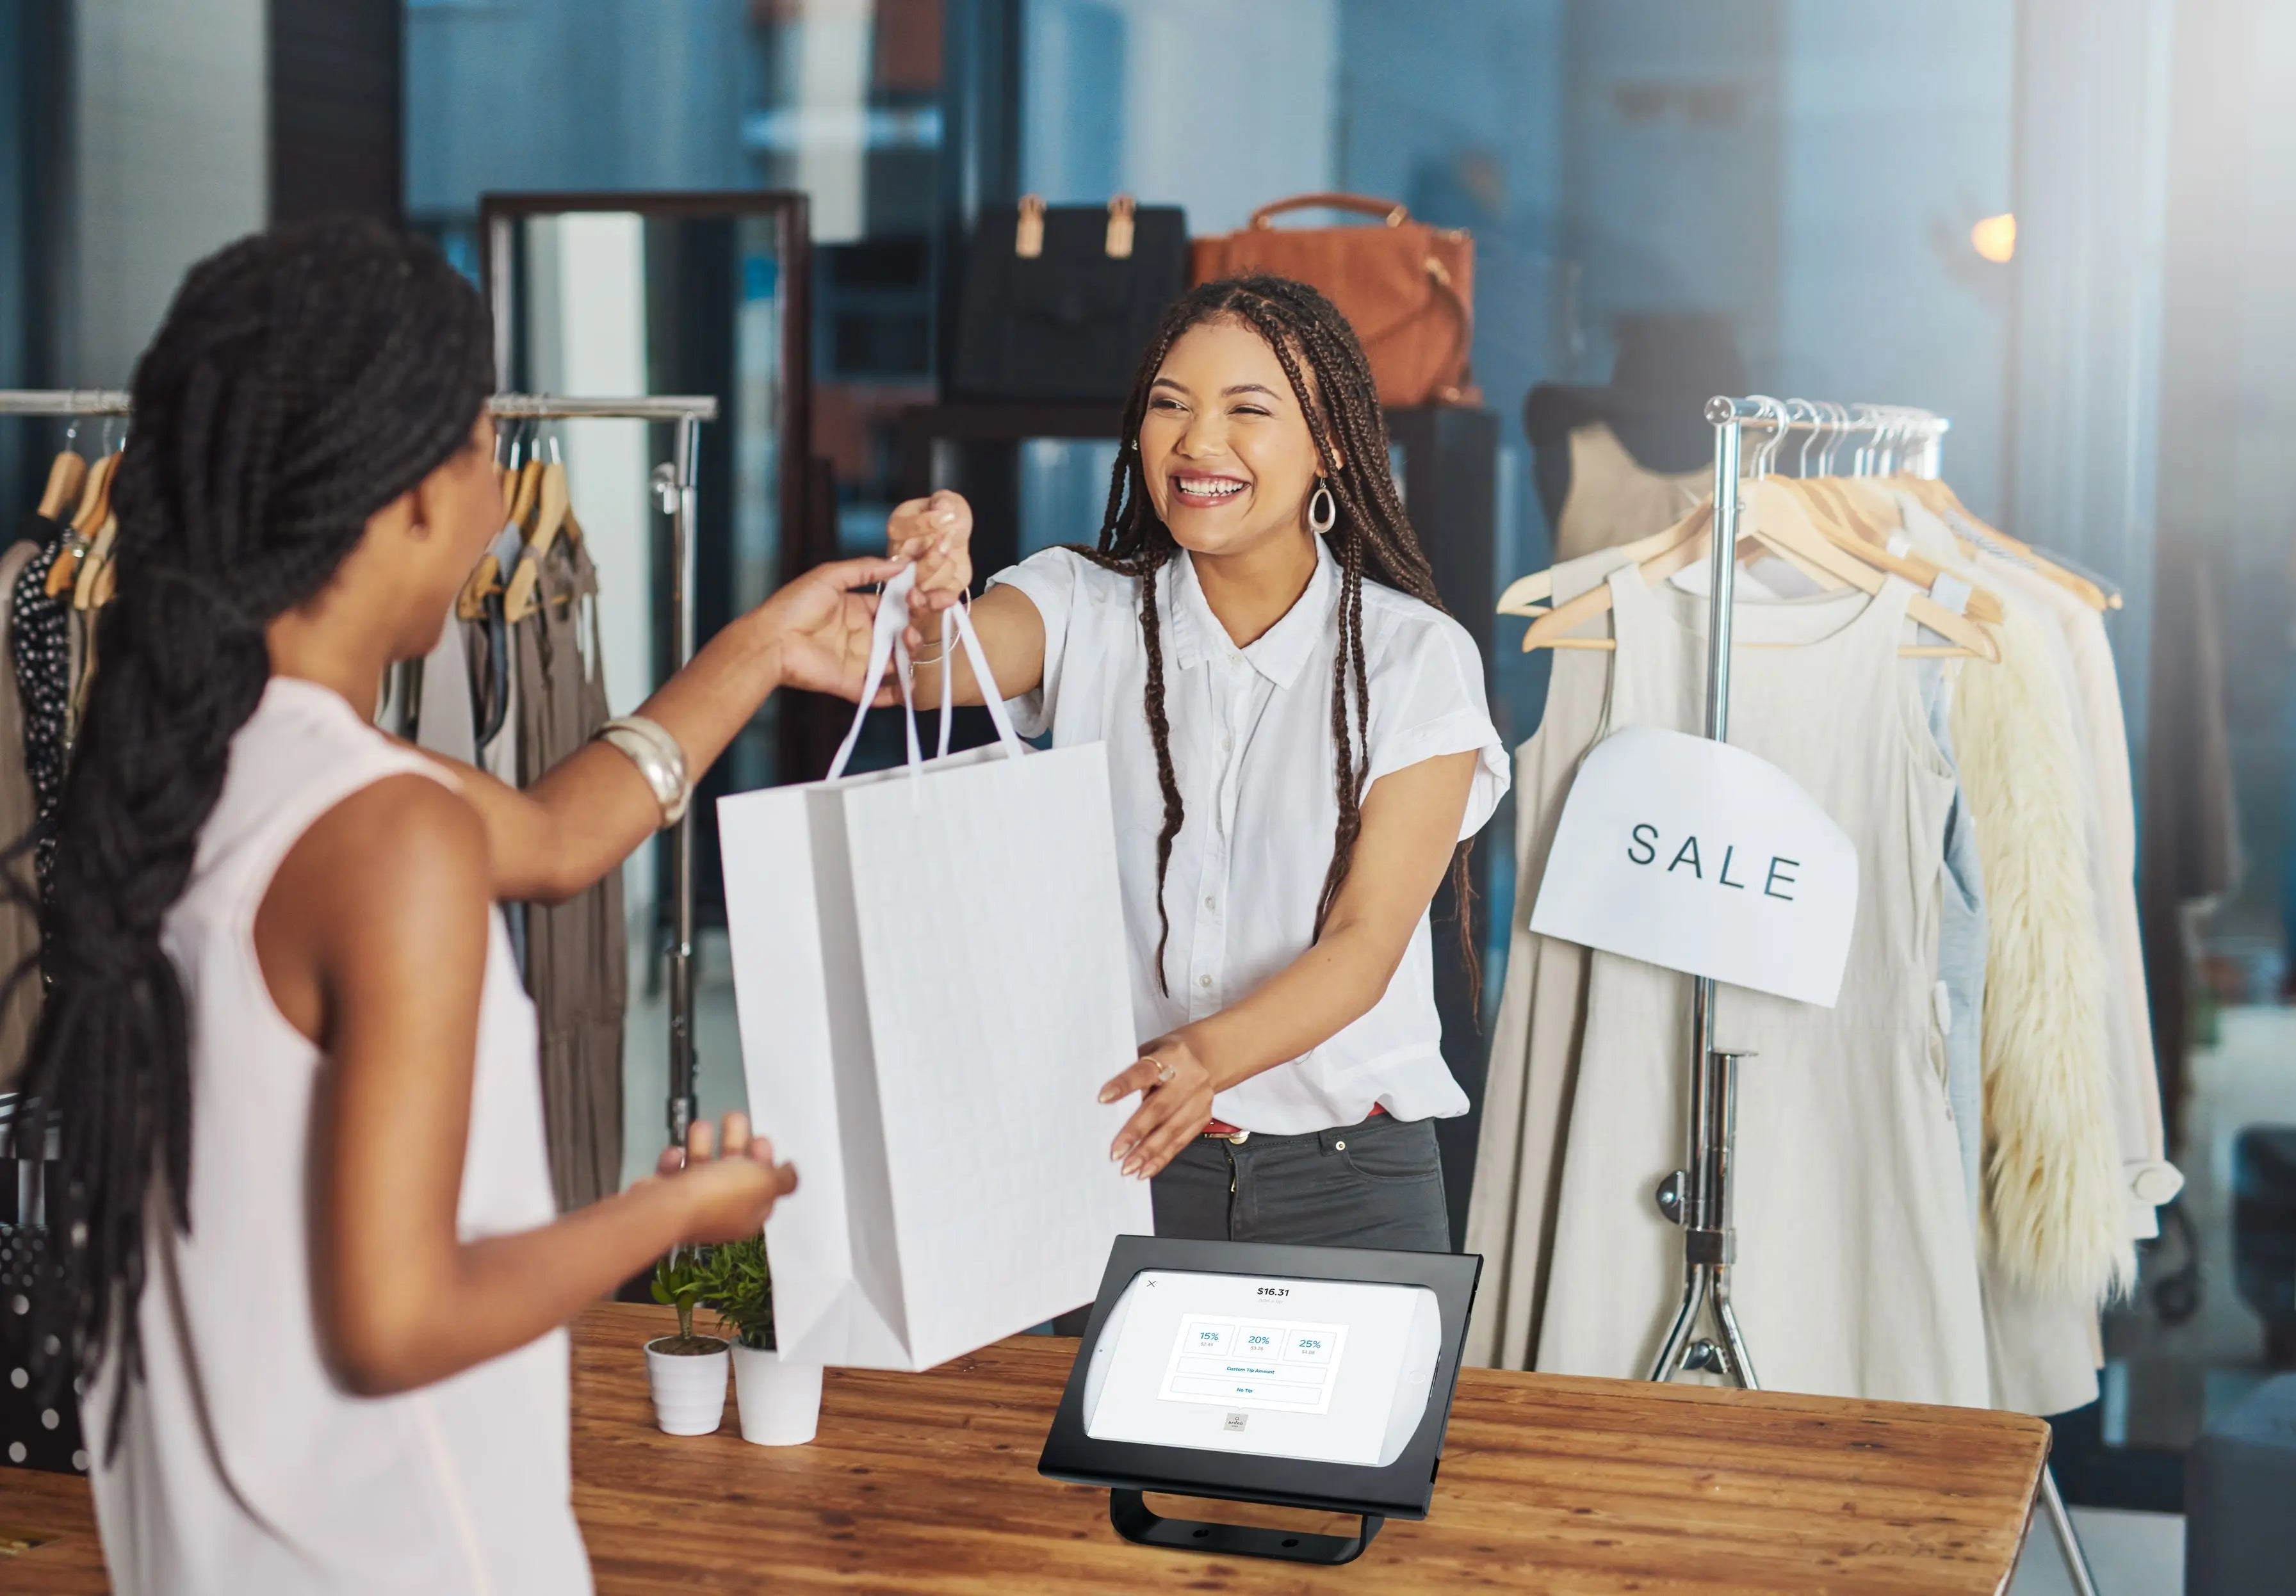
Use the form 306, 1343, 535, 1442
8, 219, 494, 1440
1066, 275, 1481, 1014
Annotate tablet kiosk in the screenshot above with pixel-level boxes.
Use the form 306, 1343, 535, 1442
1038, 1236, 1481, 1566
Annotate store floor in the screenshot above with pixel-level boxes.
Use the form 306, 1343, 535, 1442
2105, 1004, 2296, 1449
621, 929, 751, 1190
2010, 1508, 2183, 1594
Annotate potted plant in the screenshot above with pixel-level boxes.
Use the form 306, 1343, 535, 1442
644, 1248, 729, 1436
702, 1236, 822, 1445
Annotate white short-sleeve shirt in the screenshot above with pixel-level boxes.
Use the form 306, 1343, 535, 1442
989, 536, 1508, 1135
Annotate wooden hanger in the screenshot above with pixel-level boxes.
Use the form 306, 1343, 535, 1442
72, 519, 117, 612
1497, 501, 1714, 625
1521, 477, 1999, 662
457, 457, 541, 621
36, 448, 86, 522
45, 452, 118, 599
1895, 475, 2113, 611
1788, 475, 2005, 626
501, 459, 573, 623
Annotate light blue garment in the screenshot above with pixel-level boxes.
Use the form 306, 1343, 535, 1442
1925, 667, 1987, 1234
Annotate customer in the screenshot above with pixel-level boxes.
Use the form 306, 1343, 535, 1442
12, 220, 931, 1595
882, 276, 1506, 1251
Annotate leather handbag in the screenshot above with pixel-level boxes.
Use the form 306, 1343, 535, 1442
950, 195, 1188, 403
1188, 193, 1476, 407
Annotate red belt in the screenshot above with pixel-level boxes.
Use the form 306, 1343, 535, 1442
1203, 1104, 1385, 1141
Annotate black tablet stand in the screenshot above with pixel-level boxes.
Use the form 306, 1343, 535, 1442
1108, 1488, 1383, 1565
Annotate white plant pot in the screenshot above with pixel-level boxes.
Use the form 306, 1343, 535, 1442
731, 1344, 822, 1446
644, 1336, 729, 1436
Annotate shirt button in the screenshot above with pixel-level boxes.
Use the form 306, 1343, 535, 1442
1221, 735, 1234, 752
1230, 652, 1244, 667
1205, 896, 1217, 911
1198, 973, 1213, 989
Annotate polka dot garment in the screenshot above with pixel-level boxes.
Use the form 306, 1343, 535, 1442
10, 527, 72, 901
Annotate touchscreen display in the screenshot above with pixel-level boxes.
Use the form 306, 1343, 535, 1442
1080, 1270, 1442, 1467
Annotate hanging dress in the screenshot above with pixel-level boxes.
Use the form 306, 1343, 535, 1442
10, 534, 71, 902
0, 537, 44, 1087
513, 535, 626, 1212
1533, 567, 1990, 1407
1464, 545, 1638, 1369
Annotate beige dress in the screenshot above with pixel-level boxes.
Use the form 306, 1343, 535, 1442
1531, 569, 1990, 1406
1552, 423, 1706, 562
1463, 546, 1636, 1369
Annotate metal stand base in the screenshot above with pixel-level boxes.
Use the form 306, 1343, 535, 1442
1109, 1490, 1382, 1565
2037, 1466, 2101, 1596
1649, 1047, 1758, 1389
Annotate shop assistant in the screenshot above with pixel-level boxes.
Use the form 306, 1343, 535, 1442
13, 220, 948, 1595
881, 276, 1508, 1251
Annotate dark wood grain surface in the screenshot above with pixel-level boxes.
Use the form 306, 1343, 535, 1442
0, 1301, 2048, 1593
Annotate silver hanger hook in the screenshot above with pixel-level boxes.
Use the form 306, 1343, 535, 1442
1813, 401, 1844, 476
1849, 404, 1887, 477
1785, 398, 1822, 476
1887, 407, 1917, 475
1743, 395, 1789, 478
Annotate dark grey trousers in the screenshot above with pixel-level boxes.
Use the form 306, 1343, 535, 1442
1148, 1112, 1452, 1252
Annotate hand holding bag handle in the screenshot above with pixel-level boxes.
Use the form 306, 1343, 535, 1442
826, 568, 1025, 783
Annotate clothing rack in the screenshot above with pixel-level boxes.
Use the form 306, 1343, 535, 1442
0, 387, 721, 1153
1659, 395, 2096, 1596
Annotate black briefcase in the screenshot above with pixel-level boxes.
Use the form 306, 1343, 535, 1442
950, 195, 1187, 403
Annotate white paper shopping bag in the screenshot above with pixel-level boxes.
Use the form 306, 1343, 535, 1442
719, 569, 1152, 1371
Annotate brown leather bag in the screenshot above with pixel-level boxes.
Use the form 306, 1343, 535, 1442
1189, 193, 1476, 407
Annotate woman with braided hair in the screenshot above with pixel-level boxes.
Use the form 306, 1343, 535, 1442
883, 276, 1507, 1251
15, 220, 939, 1593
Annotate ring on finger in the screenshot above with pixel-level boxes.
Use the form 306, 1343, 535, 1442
1151, 1056, 1176, 1086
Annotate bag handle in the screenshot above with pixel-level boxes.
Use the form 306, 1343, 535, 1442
826, 567, 1026, 783
1014, 193, 1139, 259
1249, 192, 1410, 230
1424, 256, 1475, 404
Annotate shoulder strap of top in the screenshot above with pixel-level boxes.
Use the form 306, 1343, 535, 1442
184, 682, 461, 929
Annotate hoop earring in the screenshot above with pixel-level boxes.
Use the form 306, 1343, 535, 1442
1308, 478, 1337, 535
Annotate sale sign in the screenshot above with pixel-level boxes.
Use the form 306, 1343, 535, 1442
1529, 724, 1859, 1007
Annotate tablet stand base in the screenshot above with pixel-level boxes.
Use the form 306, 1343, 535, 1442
1109, 1488, 1383, 1565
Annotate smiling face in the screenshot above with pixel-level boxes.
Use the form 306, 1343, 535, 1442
1137, 315, 1337, 560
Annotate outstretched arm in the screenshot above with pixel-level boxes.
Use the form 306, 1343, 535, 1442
1096, 751, 1480, 1178
256, 774, 795, 1397
421, 553, 913, 905
881, 489, 1047, 708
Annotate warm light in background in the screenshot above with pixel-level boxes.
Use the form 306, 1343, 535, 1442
1970, 212, 2017, 263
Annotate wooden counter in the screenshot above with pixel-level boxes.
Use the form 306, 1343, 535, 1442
0, 1301, 2048, 1593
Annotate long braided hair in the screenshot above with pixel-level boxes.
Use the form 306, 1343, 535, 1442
10, 219, 494, 1424
1071, 276, 1478, 1001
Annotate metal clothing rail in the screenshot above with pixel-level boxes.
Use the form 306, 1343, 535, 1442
1650, 395, 1946, 1388
0, 387, 721, 1151
1654, 394, 2097, 1596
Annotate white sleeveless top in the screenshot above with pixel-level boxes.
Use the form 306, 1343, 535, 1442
84, 677, 591, 1595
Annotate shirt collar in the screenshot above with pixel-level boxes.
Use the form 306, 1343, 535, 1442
1166, 537, 1339, 690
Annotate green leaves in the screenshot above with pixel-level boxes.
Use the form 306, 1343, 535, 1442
648, 1239, 774, 1351
652, 1248, 712, 1344
699, 1237, 776, 1353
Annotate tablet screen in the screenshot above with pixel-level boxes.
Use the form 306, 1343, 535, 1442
1080, 1269, 1443, 1467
